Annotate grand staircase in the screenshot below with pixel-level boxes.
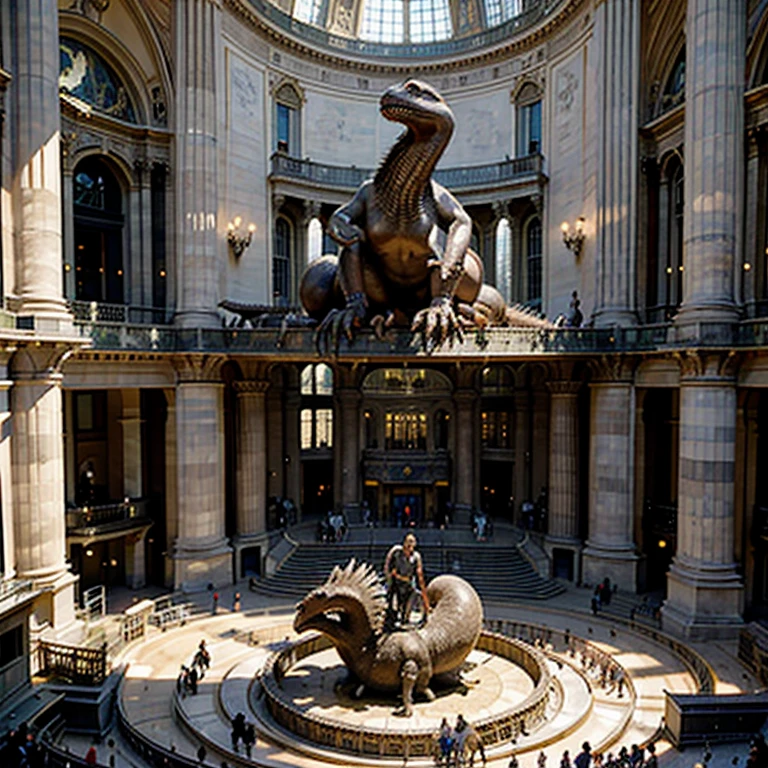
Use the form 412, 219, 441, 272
251, 531, 565, 602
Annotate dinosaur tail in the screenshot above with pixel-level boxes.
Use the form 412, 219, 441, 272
504, 303, 554, 329
420, 574, 483, 675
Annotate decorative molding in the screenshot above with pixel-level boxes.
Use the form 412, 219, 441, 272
173, 354, 226, 383
674, 351, 740, 383
233, 380, 270, 394
546, 380, 581, 395
269, 74, 307, 104
11, 345, 77, 381
587, 354, 636, 384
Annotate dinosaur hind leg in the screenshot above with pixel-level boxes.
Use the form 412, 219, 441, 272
400, 659, 418, 717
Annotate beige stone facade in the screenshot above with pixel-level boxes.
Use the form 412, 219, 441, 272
1, 1, 768, 707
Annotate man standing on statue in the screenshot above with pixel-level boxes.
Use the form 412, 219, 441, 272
384, 532, 430, 629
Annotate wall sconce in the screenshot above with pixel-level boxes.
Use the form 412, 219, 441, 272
227, 216, 256, 258
561, 217, 586, 258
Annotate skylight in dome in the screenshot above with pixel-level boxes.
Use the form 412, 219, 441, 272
360, 0, 405, 43
409, 0, 452, 42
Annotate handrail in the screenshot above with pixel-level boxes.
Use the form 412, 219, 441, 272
270, 152, 545, 191
37, 640, 109, 686
66, 499, 150, 532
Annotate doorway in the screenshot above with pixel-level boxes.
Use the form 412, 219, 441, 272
390, 487, 424, 527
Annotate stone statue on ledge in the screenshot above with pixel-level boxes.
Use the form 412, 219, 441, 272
294, 559, 483, 716
299, 79, 551, 354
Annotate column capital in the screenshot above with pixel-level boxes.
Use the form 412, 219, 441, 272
587, 354, 636, 384
172, 354, 226, 383
11, 345, 76, 381
302, 199, 322, 225
546, 380, 581, 396
674, 350, 739, 384
233, 380, 270, 395
454, 388, 478, 404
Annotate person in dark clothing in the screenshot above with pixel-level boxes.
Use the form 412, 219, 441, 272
574, 742, 592, 768
242, 722, 256, 758
187, 665, 198, 695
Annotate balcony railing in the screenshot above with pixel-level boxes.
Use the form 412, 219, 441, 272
37, 640, 108, 686
270, 152, 545, 192
68, 300, 173, 325
66, 499, 150, 534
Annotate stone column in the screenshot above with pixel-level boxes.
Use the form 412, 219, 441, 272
662, 353, 744, 639
125, 529, 148, 590
120, 389, 143, 499
513, 389, 531, 516
234, 381, 269, 538
743, 129, 762, 314
531, 384, 549, 506
582, 361, 639, 591
338, 388, 362, 515
172, 356, 231, 591
11, 346, 77, 633
284, 384, 302, 516
163, 390, 177, 588
454, 389, 477, 521
174, 0, 222, 328
60, 132, 76, 300
676, 0, 745, 328
593, 0, 639, 327
544, 380, 581, 577
0, 355, 14, 580
8, 1, 71, 329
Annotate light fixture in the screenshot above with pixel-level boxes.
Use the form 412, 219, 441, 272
227, 215, 256, 258
561, 217, 586, 258
85, 548, 94, 557
744, 262, 752, 272
658, 539, 667, 549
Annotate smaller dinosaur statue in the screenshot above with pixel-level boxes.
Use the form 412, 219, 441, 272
294, 559, 483, 717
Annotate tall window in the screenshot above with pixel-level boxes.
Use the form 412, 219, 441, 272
481, 411, 513, 449
308, 218, 323, 264
385, 412, 427, 450
274, 83, 302, 154
515, 82, 542, 157
526, 217, 542, 308
495, 218, 512, 304
300, 364, 334, 450
73, 157, 124, 303
274, 218, 291, 305
360, 0, 404, 42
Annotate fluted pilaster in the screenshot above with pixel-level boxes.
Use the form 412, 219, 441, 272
338, 388, 361, 512
174, 0, 222, 328
676, 0, 745, 326
593, 0, 639, 327
663, 352, 743, 639
455, 389, 477, 519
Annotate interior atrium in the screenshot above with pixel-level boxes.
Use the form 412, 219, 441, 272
1, 0, 768, 765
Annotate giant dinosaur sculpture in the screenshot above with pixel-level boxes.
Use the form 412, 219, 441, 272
299, 79, 551, 353
293, 559, 483, 716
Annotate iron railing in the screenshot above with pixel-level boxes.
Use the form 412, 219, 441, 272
270, 152, 545, 191
66, 499, 150, 533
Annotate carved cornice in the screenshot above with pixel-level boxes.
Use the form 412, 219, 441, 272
173, 354, 226, 383
223, 0, 587, 76
233, 380, 270, 394
546, 380, 581, 395
674, 350, 740, 383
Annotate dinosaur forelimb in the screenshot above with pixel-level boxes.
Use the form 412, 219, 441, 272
412, 297, 464, 352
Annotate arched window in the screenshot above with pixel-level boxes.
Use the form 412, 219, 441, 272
516, 83, 542, 157
660, 49, 685, 115
526, 217, 542, 308
481, 366, 514, 450
301, 363, 333, 395
308, 218, 323, 264
273, 217, 292, 305
73, 156, 124, 303
274, 83, 302, 155
495, 218, 512, 304
385, 412, 427, 450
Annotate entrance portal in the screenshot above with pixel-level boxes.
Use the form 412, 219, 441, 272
390, 487, 424, 527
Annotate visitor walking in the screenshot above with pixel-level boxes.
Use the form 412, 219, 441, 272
575, 742, 592, 768
243, 721, 256, 758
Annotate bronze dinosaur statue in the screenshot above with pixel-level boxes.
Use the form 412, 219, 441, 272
299, 79, 551, 353
293, 559, 483, 717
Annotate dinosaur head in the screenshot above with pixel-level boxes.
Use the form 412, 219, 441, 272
380, 79, 454, 138
294, 559, 386, 642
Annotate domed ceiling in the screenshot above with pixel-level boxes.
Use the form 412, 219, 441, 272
248, 0, 564, 57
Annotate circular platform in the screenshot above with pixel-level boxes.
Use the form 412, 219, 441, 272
259, 630, 551, 760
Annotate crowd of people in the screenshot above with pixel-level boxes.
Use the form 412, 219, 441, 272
0, 724, 43, 768
316, 509, 348, 543
435, 714, 485, 767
